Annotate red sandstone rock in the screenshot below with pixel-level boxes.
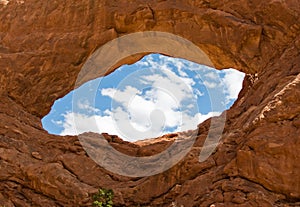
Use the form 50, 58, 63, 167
0, 0, 300, 206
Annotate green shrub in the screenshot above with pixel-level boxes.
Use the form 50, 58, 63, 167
92, 188, 114, 207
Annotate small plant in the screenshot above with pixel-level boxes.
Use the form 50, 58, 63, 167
92, 188, 114, 207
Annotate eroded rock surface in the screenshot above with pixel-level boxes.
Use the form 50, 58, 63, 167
0, 0, 300, 206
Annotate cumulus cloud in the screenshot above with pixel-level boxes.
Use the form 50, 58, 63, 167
60, 110, 119, 136
97, 59, 199, 140
53, 55, 244, 141
77, 99, 100, 114
101, 86, 141, 105
221, 69, 245, 103
58, 109, 221, 141
203, 80, 218, 89
204, 72, 219, 80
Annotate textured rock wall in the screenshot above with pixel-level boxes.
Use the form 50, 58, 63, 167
0, 0, 299, 206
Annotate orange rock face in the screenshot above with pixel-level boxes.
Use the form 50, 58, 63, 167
0, 0, 300, 206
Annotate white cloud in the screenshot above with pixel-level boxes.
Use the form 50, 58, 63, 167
100, 88, 116, 98
205, 72, 219, 80
203, 80, 218, 89
221, 69, 245, 102
135, 60, 149, 67
77, 99, 100, 113
140, 69, 195, 102
180, 111, 222, 131
99, 66, 194, 139
59, 112, 119, 136
101, 86, 141, 104
63, 56, 208, 141
194, 89, 204, 97
51, 119, 63, 126
54, 55, 244, 141
58, 109, 221, 141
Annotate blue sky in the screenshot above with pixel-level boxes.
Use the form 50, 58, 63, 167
42, 54, 245, 141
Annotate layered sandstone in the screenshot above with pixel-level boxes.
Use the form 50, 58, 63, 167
0, 0, 300, 206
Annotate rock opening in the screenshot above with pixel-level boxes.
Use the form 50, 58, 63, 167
42, 54, 245, 141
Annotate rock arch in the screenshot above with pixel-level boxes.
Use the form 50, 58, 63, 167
0, 0, 299, 206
